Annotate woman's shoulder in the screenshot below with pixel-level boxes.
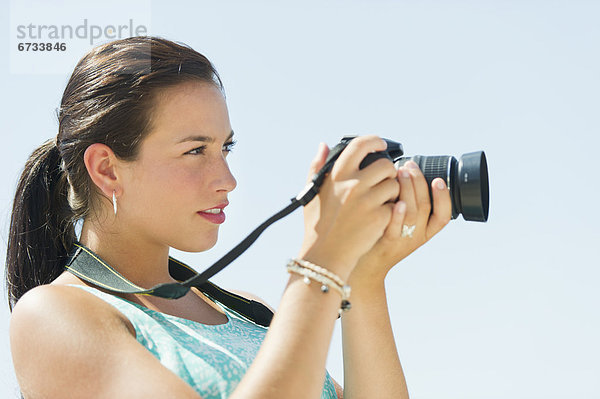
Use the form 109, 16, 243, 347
10, 282, 135, 352
14, 281, 125, 318
10, 284, 201, 398
9, 283, 134, 396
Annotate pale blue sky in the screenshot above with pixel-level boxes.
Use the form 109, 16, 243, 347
2, 1, 599, 398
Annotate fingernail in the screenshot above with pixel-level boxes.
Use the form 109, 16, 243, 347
436, 179, 446, 190
314, 143, 325, 158
397, 201, 406, 213
401, 169, 410, 178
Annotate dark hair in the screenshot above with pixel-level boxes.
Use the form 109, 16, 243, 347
6, 36, 223, 310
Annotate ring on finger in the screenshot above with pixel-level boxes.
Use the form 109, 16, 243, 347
401, 224, 416, 238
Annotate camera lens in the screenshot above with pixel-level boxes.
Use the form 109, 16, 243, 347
395, 151, 489, 222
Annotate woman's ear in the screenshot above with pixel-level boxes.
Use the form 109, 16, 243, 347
83, 143, 121, 198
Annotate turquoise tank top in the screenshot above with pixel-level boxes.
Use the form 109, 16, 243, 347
71, 285, 338, 399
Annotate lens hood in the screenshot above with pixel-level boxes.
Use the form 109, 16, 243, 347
457, 151, 489, 222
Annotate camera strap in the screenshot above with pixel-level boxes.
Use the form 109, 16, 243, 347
64, 141, 350, 304
65, 242, 275, 327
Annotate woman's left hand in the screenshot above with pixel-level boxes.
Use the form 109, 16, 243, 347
349, 160, 453, 287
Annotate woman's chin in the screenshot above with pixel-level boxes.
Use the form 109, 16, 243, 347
173, 233, 219, 253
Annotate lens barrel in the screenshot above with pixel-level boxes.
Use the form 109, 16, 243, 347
395, 151, 489, 222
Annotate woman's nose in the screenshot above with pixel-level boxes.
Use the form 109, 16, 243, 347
213, 157, 237, 193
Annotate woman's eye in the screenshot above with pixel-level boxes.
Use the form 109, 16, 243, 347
185, 146, 206, 155
223, 140, 237, 153
185, 140, 235, 156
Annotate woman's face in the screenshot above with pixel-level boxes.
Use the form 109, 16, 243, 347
117, 80, 237, 252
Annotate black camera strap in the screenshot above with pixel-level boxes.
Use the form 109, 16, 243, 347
65, 242, 275, 327
64, 140, 351, 306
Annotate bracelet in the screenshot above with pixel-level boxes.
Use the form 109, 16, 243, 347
289, 258, 351, 301
287, 263, 346, 297
289, 258, 346, 288
286, 263, 352, 313
286, 259, 352, 314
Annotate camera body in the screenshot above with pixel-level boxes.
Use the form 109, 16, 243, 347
330, 136, 489, 222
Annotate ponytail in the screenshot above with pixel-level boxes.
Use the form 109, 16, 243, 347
6, 139, 76, 310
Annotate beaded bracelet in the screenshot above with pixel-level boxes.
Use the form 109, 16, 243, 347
286, 259, 352, 314
289, 258, 346, 288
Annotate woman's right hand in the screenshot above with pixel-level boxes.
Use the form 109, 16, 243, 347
298, 135, 400, 280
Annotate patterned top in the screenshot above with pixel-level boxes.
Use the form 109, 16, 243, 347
70, 285, 338, 399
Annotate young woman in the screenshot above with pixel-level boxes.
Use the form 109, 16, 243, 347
6, 36, 452, 399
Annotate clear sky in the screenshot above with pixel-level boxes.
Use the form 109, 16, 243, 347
2, 1, 599, 398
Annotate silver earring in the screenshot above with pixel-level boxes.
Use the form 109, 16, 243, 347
112, 191, 117, 216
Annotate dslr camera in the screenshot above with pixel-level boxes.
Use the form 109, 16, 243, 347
328, 136, 489, 222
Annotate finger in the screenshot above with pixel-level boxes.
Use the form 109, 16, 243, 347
398, 166, 417, 224
405, 161, 432, 219
306, 142, 329, 184
368, 176, 400, 206
426, 178, 452, 239
384, 201, 407, 238
331, 135, 387, 179
356, 157, 398, 187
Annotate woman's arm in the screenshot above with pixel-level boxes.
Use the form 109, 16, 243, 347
341, 279, 408, 398
232, 273, 344, 398
230, 290, 345, 399
340, 161, 452, 399
299, 152, 453, 398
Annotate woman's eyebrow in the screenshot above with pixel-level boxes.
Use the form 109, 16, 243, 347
177, 130, 234, 143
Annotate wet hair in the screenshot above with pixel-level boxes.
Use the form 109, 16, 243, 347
6, 36, 223, 310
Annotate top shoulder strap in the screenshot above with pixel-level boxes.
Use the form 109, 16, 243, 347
65, 243, 273, 327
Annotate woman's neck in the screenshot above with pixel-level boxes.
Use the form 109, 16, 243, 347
78, 219, 175, 289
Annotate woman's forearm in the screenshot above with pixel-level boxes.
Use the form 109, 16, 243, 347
231, 274, 342, 399
341, 280, 409, 399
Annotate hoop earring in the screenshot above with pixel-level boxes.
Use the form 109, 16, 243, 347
112, 191, 117, 216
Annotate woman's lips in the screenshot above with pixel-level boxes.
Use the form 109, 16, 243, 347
197, 203, 228, 224
197, 209, 226, 224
